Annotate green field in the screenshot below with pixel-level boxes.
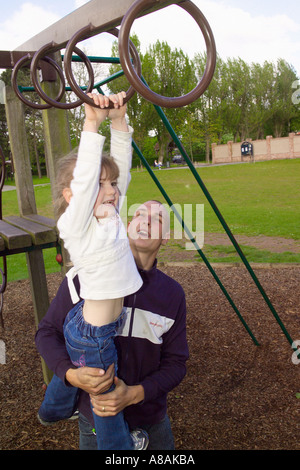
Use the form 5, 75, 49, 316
2, 159, 300, 281
127, 159, 300, 239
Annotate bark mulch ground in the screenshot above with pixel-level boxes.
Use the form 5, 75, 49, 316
0, 260, 299, 451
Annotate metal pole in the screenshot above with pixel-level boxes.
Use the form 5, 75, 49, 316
17, 60, 295, 351
132, 139, 260, 346
141, 75, 297, 352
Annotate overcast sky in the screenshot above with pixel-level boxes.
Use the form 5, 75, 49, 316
1, 0, 299, 78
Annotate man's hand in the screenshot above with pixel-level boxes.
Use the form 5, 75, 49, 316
65, 363, 115, 396
90, 377, 145, 417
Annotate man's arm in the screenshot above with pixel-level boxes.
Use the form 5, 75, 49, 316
90, 379, 145, 417
91, 291, 189, 417
140, 293, 188, 403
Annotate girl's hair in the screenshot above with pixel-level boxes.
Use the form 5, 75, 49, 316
53, 149, 120, 220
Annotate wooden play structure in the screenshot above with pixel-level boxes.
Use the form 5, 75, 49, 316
0, 0, 216, 382
0, 0, 298, 383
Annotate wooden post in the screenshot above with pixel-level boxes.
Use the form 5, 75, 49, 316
4, 86, 37, 216
5, 85, 53, 384
41, 52, 72, 275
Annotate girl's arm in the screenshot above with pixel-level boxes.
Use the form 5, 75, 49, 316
110, 125, 133, 212
58, 93, 127, 236
109, 96, 133, 211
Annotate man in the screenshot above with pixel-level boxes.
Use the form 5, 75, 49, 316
35, 200, 189, 450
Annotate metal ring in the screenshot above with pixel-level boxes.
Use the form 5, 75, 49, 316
30, 42, 93, 109
12, 53, 65, 110
64, 24, 142, 108
118, 0, 217, 108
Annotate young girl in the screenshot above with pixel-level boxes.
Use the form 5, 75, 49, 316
49, 91, 147, 450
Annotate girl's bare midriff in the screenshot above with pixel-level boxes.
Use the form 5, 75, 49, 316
83, 298, 124, 327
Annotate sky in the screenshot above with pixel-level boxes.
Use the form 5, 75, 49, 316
0, 0, 299, 78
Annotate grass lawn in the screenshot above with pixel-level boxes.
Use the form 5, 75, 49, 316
128, 159, 300, 239
1, 159, 300, 281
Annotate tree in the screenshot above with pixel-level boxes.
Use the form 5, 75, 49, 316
0, 69, 14, 161
248, 61, 275, 140
138, 40, 197, 164
269, 59, 299, 137
193, 53, 228, 161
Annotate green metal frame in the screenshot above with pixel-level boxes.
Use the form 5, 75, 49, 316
20, 55, 300, 355
139, 76, 296, 351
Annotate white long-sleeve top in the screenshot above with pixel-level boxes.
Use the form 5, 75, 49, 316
57, 125, 142, 304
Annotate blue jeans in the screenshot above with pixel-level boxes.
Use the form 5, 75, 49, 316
79, 412, 175, 450
63, 300, 133, 450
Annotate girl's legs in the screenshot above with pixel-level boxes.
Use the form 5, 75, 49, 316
63, 302, 136, 450
92, 392, 133, 450
38, 374, 78, 424
78, 413, 174, 451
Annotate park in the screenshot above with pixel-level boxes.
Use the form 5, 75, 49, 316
0, 0, 300, 451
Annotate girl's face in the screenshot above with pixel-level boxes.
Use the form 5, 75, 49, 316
93, 167, 119, 219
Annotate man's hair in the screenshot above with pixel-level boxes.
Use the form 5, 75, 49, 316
53, 150, 119, 220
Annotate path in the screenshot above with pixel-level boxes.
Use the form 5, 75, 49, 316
204, 233, 300, 254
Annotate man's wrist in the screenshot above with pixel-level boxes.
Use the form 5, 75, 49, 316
129, 384, 145, 405
65, 367, 78, 387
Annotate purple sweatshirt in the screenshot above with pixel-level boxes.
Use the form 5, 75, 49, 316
35, 260, 189, 428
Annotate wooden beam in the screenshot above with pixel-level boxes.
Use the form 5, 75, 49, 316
3, 216, 57, 245
0, 220, 32, 251
13, 0, 179, 53
26, 249, 50, 327
23, 214, 57, 230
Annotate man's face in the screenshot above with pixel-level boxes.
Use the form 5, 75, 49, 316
128, 201, 170, 252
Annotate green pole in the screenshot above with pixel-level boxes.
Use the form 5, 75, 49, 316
20, 58, 295, 352
132, 140, 260, 346
140, 75, 296, 352
19, 68, 125, 94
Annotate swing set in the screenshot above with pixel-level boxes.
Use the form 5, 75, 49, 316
0, 0, 298, 382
